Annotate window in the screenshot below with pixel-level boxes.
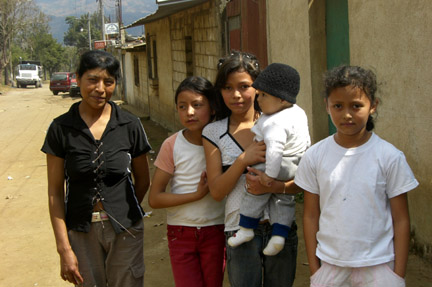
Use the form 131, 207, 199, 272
185, 36, 193, 77
134, 55, 140, 86
147, 35, 158, 80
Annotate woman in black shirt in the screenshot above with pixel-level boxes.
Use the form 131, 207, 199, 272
42, 50, 151, 286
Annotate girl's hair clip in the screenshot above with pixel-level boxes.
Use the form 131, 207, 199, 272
217, 58, 225, 69
217, 51, 259, 70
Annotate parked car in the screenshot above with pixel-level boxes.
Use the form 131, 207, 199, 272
49, 72, 80, 97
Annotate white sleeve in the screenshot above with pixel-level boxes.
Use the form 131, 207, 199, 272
261, 123, 286, 178
385, 151, 419, 198
265, 140, 284, 178
294, 149, 320, 194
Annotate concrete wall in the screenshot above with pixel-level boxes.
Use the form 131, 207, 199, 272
122, 51, 150, 117
123, 52, 134, 104
348, 0, 432, 260
266, 0, 327, 143
145, 18, 175, 130
307, 0, 329, 143
267, 0, 431, 261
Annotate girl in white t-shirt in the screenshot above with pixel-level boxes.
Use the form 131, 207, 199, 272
148, 76, 225, 287
295, 66, 418, 287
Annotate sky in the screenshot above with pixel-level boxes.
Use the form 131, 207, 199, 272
35, 0, 157, 18
34, 0, 158, 42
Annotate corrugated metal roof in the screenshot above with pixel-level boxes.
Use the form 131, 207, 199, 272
122, 42, 146, 51
123, 0, 209, 29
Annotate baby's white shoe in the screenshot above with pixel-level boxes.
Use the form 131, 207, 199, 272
263, 235, 285, 256
228, 227, 254, 247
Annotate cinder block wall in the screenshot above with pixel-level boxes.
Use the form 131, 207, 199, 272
170, 1, 221, 130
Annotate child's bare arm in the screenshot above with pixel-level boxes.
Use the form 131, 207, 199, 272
148, 168, 208, 209
390, 193, 410, 278
303, 191, 321, 275
203, 139, 265, 201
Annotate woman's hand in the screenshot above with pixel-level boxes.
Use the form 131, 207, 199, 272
59, 248, 84, 285
239, 140, 266, 167
47, 154, 83, 285
246, 166, 303, 195
259, 172, 274, 187
245, 167, 278, 195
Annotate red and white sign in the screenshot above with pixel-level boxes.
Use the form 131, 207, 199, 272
94, 41, 106, 50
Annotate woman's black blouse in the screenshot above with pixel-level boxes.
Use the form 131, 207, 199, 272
41, 101, 151, 233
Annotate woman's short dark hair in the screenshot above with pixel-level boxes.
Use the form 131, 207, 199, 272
76, 50, 121, 81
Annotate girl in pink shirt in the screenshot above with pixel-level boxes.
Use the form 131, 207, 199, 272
149, 76, 225, 287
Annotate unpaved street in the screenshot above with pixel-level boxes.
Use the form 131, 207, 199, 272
0, 85, 431, 287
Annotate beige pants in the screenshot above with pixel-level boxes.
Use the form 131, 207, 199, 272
310, 261, 405, 287
68, 220, 144, 287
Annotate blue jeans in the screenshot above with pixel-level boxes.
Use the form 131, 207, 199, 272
225, 221, 298, 287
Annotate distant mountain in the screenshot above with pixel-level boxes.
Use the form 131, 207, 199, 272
48, 15, 70, 44
35, 0, 157, 44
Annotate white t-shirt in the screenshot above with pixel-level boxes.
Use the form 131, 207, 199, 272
295, 133, 418, 267
251, 104, 310, 178
154, 130, 225, 227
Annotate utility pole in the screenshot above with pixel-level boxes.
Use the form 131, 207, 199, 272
98, 0, 105, 41
88, 14, 92, 50
117, 0, 122, 26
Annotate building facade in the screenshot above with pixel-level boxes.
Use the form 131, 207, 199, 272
121, 0, 432, 261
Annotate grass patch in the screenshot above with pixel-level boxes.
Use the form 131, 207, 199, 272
0, 84, 12, 94
295, 192, 304, 203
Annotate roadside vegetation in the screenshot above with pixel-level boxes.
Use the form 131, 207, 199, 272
0, 0, 106, 85
0, 83, 12, 94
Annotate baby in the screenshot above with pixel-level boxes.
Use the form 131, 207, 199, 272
228, 63, 310, 256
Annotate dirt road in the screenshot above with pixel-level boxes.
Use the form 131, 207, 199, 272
0, 85, 430, 287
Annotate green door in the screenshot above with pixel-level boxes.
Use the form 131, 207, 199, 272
325, 0, 350, 134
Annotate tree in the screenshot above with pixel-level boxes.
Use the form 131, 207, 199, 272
64, 13, 103, 54
61, 46, 80, 73
0, 0, 44, 84
33, 32, 65, 77
16, 10, 50, 58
